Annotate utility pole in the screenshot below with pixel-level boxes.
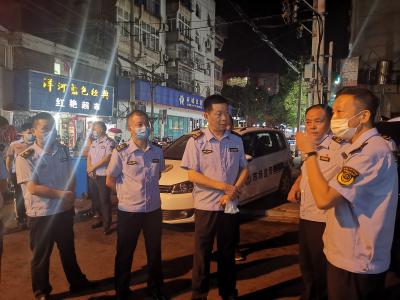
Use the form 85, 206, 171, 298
301, 0, 326, 104
148, 62, 165, 140
327, 41, 334, 101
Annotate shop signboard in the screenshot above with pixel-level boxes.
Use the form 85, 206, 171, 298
135, 80, 204, 111
28, 70, 114, 116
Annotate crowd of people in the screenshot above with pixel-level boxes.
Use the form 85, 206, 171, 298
0, 87, 399, 300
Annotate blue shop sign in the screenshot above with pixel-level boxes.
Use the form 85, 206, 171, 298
135, 80, 204, 111
28, 71, 114, 116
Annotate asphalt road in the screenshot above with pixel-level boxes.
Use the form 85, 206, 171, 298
1, 193, 400, 300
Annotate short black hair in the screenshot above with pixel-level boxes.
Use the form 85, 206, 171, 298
336, 87, 379, 123
21, 121, 33, 132
32, 112, 55, 128
93, 121, 107, 132
127, 110, 149, 123
305, 104, 333, 120
203, 94, 229, 112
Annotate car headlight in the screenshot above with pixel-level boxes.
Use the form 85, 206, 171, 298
171, 181, 194, 194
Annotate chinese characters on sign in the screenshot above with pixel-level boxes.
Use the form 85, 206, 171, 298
31, 71, 113, 117
178, 95, 203, 110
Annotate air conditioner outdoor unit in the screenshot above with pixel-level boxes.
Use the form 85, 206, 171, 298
164, 73, 169, 80
163, 54, 169, 62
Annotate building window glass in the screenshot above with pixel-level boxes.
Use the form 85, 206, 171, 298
139, 21, 160, 51
117, 1, 130, 39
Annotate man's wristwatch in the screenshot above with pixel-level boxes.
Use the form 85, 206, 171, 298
302, 151, 317, 162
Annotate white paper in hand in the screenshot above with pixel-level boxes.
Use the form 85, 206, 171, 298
224, 200, 239, 214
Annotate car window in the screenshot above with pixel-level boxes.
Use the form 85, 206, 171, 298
242, 133, 256, 156
163, 135, 190, 160
276, 132, 288, 150
253, 132, 273, 157
274, 133, 283, 149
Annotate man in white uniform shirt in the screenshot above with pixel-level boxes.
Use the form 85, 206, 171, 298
296, 88, 398, 299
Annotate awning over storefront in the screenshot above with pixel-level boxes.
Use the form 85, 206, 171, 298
13, 70, 114, 117
135, 79, 204, 111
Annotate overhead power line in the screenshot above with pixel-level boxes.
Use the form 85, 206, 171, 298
226, 0, 300, 74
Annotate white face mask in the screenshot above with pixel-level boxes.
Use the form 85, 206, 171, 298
330, 111, 364, 140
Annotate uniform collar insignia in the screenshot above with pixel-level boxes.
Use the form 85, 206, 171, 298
127, 160, 137, 165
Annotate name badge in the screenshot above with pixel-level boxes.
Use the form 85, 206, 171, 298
229, 147, 238, 152
127, 160, 137, 165
202, 149, 213, 154
319, 156, 330, 162
152, 159, 160, 163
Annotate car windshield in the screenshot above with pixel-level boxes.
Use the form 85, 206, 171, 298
163, 135, 191, 160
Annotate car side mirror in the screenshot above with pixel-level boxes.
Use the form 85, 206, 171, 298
245, 154, 253, 161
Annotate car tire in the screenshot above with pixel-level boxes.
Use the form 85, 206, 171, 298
278, 168, 292, 196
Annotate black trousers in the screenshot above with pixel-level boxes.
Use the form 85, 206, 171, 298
299, 219, 327, 300
115, 209, 163, 296
90, 175, 112, 230
327, 262, 386, 300
29, 209, 87, 297
11, 173, 26, 223
192, 209, 239, 299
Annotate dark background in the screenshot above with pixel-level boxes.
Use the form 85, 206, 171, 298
216, 0, 351, 74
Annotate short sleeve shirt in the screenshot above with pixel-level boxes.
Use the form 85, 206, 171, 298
6, 138, 30, 173
325, 128, 398, 274
88, 135, 115, 176
106, 139, 165, 213
300, 135, 345, 222
15, 143, 73, 217
181, 129, 248, 211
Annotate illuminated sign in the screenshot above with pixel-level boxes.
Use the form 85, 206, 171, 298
29, 71, 114, 116
135, 80, 204, 111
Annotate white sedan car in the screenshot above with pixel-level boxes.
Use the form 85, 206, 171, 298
159, 127, 293, 223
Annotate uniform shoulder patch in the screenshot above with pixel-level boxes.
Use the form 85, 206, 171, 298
337, 166, 360, 186
332, 136, 344, 144
20, 148, 34, 159
191, 130, 204, 140
116, 143, 128, 152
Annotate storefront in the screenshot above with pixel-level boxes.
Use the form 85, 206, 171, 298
12, 70, 114, 153
135, 79, 205, 140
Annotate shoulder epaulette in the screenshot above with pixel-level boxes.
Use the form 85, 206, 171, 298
20, 148, 34, 159
116, 143, 128, 152
348, 142, 368, 155
191, 131, 204, 140
381, 134, 392, 141
231, 131, 241, 138
332, 136, 344, 144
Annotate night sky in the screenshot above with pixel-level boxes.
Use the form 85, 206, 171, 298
216, 0, 351, 74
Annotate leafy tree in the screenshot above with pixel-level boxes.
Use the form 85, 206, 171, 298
272, 71, 308, 128
222, 83, 269, 125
